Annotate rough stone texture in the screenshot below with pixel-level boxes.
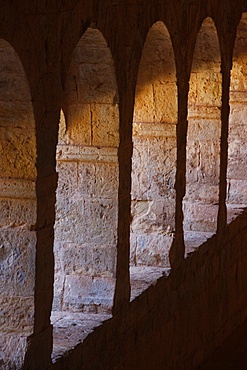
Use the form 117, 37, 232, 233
0, 2, 247, 370
0, 335, 28, 370
53, 27, 119, 313
131, 22, 177, 268
183, 17, 222, 233
227, 14, 247, 212
0, 39, 37, 369
50, 209, 247, 370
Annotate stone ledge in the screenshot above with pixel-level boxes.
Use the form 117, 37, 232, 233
0, 179, 36, 199
132, 122, 176, 137
56, 145, 118, 163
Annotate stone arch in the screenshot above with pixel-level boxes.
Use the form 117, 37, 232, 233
183, 17, 222, 249
0, 39, 37, 368
130, 21, 177, 297
227, 13, 247, 220
52, 27, 119, 319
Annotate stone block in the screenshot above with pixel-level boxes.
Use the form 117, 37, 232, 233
0, 178, 35, 199
56, 161, 78, 197
63, 275, 115, 312
132, 122, 176, 138
183, 202, 218, 232
0, 228, 36, 296
54, 197, 84, 243
132, 135, 176, 200
0, 101, 33, 129
0, 334, 28, 370
153, 82, 177, 123
0, 198, 36, 227
185, 183, 219, 203
66, 103, 91, 145
131, 199, 175, 233
227, 158, 247, 179
188, 105, 221, 120
226, 179, 247, 204
227, 138, 241, 158
82, 198, 118, 245
92, 103, 119, 147
78, 162, 97, 196
131, 142, 149, 199
52, 272, 64, 311
0, 295, 34, 333
95, 163, 119, 198
77, 162, 119, 198
136, 233, 172, 267
187, 139, 220, 184
193, 18, 221, 63
0, 67, 32, 102
134, 83, 155, 123
189, 71, 222, 107
0, 126, 36, 180
140, 60, 176, 86
187, 119, 221, 141
130, 232, 137, 265
229, 103, 247, 126
60, 243, 116, 277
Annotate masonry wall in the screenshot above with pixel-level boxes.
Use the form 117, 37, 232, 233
183, 17, 222, 233
130, 21, 177, 268
0, 1, 247, 370
53, 28, 119, 314
0, 39, 37, 368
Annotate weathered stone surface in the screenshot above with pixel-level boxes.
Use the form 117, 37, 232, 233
184, 184, 219, 203
91, 103, 119, 147
0, 179, 35, 199
52, 272, 64, 312
1, 3, 247, 370
183, 18, 222, 233
135, 233, 172, 267
0, 198, 36, 228
131, 21, 177, 268
78, 162, 118, 198
53, 26, 119, 314
58, 243, 116, 277
130, 265, 170, 300
0, 335, 28, 369
63, 275, 115, 312
131, 200, 175, 233
227, 179, 247, 204
66, 104, 91, 146
0, 126, 36, 180
183, 203, 219, 232
56, 162, 78, 197
227, 16, 247, 212
0, 295, 34, 333
0, 229, 36, 296
51, 312, 111, 361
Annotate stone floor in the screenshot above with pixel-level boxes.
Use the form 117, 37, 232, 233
51, 265, 169, 361
184, 230, 214, 256
51, 311, 111, 361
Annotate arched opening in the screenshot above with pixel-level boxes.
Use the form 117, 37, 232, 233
183, 18, 222, 251
52, 28, 119, 357
0, 40, 37, 368
130, 22, 177, 298
227, 13, 247, 222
